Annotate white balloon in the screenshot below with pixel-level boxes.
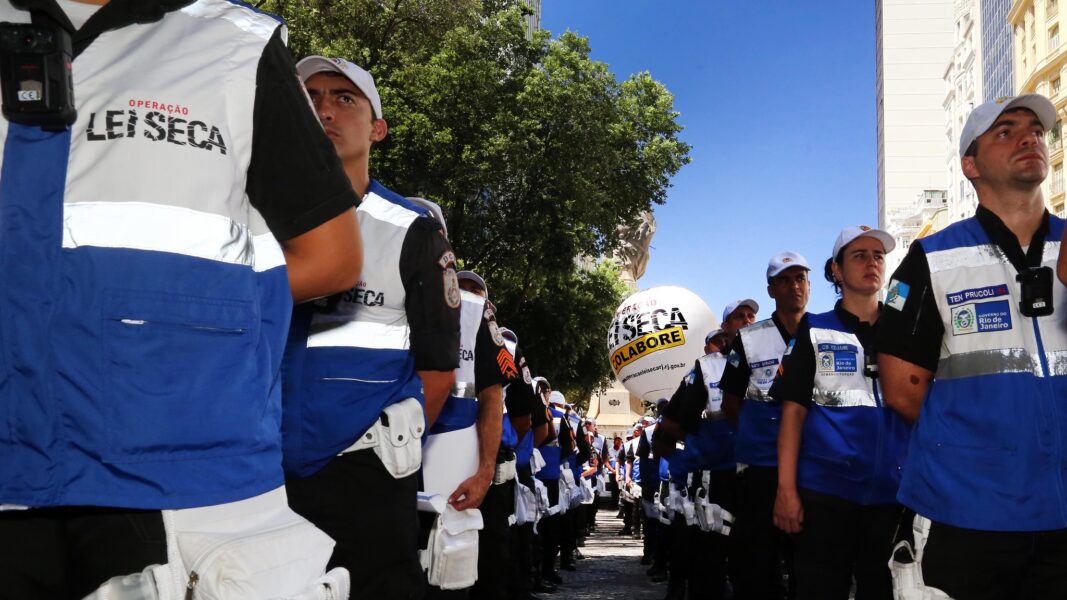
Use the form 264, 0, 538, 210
606, 286, 718, 403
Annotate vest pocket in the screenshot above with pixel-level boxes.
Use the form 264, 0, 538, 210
101, 290, 260, 463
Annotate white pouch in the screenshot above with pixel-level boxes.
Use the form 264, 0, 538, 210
530, 448, 546, 474
888, 515, 954, 600
580, 480, 595, 505
374, 398, 425, 479
694, 492, 711, 532
513, 482, 537, 525
698, 501, 734, 536
158, 487, 340, 600
418, 495, 484, 591
493, 458, 517, 485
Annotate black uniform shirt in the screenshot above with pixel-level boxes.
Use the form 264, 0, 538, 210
400, 221, 461, 372
472, 304, 511, 393
503, 345, 539, 418
663, 359, 710, 435
719, 312, 796, 398
771, 302, 879, 409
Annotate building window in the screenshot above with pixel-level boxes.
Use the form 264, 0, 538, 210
1051, 25, 1061, 50
1051, 0, 1060, 19
1054, 77, 1063, 95
1053, 162, 1065, 196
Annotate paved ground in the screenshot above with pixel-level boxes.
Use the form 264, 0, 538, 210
550, 506, 664, 600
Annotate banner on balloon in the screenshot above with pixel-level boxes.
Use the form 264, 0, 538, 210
607, 286, 717, 403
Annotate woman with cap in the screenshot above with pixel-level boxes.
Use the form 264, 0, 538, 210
769, 225, 911, 600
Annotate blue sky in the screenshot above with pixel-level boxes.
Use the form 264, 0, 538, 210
542, 1, 878, 322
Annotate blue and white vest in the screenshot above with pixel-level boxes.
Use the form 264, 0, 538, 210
536, 404, 564, 482
0, 1, 292, 509
282, 181, 426, 478
899, 216, 1067, 531
797, 312, 909, 506
674, 354, 736, 478
429, 290, 483, 437
734, 318, 789, 467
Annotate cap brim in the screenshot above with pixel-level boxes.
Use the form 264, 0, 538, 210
295, 56, 343, 83
855, 229, 896, 254
1004, 94, 1058, 131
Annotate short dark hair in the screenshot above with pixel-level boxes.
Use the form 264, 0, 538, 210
824, 249, 845, 296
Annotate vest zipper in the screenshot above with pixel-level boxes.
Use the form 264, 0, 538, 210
1031, 314, 1067, 526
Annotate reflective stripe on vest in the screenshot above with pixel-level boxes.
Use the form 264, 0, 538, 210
899, 216, 1067, 530
0, 1, 291, 510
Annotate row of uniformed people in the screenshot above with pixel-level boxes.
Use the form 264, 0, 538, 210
650, 93, 1067, 600
652, 226, 909, 600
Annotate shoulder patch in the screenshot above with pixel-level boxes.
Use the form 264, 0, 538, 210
443, 268, 461, 309
489, 319, 505, 346
783, 338, 796, 356
484, 306, 495, 320
684, 370, 697, 385
886, 279, 910, 311
438, 250, 456, 270
522, 365, 532, 385
497, 347, 518, 379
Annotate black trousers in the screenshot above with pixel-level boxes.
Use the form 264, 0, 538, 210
287, 448, 424, 600
667, 469, 737, 600
539, 479, 561, 576
791, 489, 900, 600
470, 480, 515, 600
0, 506, 167, 600
922, 520, 1067, 600
730, 466, 791, 600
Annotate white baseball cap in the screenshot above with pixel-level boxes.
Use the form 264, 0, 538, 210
296, 56, 383, 119
959, 94, 1056, 158
766, 251, 811, 281
722, 299, 759, 323
832, 225, 895, 258
456, 270, 487, 296
406, 197, 447, 238
704, 328, 725, 345
549, 391, 567, 406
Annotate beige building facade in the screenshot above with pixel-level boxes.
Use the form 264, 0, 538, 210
877, 0, 956, 274
1009, 0, 1067, 216
945, 0, 985, 223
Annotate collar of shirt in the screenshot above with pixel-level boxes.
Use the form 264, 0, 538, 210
770, 310, 798, 344
974, 204, 1051, 273
831, 300, 880, 351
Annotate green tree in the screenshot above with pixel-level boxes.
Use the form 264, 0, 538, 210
261, 0, 690, 401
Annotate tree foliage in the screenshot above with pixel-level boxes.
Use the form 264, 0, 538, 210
262, 0, 690, 403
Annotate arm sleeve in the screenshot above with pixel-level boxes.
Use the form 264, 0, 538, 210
661, 361, 708, 435
246, 30, 359, 240
719, 336, 752, 397
474, 313, 511, 394
400, 217, 462, 371
530, 397, 550, 427
504, 347, 537, 418
877, 243, 944, 372
769, 318, 816, 409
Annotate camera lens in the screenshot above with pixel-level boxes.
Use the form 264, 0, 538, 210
22, 34, 34, 47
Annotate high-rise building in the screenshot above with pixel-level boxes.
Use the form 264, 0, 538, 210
945, 0, 984, 222
876, 0, 955, 273
1009, 0, 1067, 216
522, 0, 541, 37
984, 0, 1016, 99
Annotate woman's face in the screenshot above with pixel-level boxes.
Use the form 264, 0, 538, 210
833, 236, 886, 297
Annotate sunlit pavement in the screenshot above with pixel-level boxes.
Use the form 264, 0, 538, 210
548, 506, 663, 600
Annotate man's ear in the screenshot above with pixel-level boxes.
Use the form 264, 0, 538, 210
961, 155, 979, 181
371, 119, 388, 143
